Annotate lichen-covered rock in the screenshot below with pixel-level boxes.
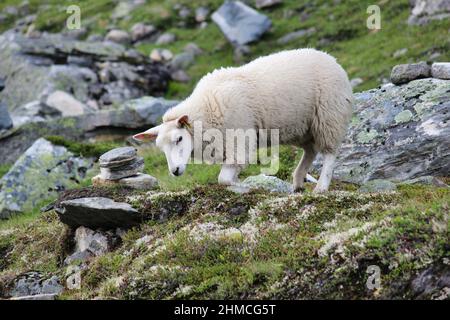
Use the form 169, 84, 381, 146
408, 0, 450, 25
241, 174, 293, 193
358, 179, 397, 193
324, 78, 450, 184
0, 31, 170, 114
0, 96, 178, 165
8, 272, 63, 298
0, 138, 96, 219
212, 1, 272, 46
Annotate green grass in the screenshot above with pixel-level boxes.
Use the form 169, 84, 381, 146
0, 165, 11, 179
45, 135, 121, 158
2, 0, 448, 97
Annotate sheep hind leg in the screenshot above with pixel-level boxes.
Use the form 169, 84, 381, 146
313, 153, 336, 193
293, 144, 317, 192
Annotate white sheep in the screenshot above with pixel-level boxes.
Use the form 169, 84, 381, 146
134, 49, 353, 192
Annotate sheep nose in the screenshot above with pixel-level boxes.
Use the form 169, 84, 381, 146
173, 167, 180, 176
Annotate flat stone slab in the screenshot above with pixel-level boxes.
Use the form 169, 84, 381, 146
99, 157, 144, 180
99, 147, 137, 168
55, 197, 142, 229
10, 293, 58, 300
92, 173, 158, 190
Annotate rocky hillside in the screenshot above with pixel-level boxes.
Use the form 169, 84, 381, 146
0, 0, 449, 300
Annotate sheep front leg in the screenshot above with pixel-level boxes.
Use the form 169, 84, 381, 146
218, 164, 240, 185
313, 153, 336, 193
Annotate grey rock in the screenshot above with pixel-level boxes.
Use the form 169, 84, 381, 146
0, 138, 96, 219
169, 52, 195, 71
0, 102, 13, 131
184, 42, 203, 56
92, 173, 159, 190
178, 7, 192, 19
0, 96, 178, 165
10, 293, 57, 300
55, 197, 142, 229
410, 262, 450, 299
100, 157, 144, 180
150, 48, 173, 62
43, 90, 88, 117
431, 62, 450, 80
255, 0, 282, 9
155, 32, 176, 45
390, 62, 431, 85
195, 6, 210, 22
111, 1, 138, 20
9, 272, 63, 298
317, 78, 450, 184
99, 147, 137, 168
393, 48, 408, 58
75, 226, 112, 256
408, 0, 450, 25
241, 174, 293, 193
171, 70, 191, 83
227, 185, 251, 194
358, 179, 397, 193
0, 31, 170, 114
87, 34, 103, 42
276, 27, 316, 45
130, 23, 156, 42
105, 29, 132, 45
401, 176, 448, 187
64, 249, 93, 265
212, 1, 272, 46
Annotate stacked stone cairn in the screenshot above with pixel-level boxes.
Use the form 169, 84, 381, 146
92, 147, 158, 190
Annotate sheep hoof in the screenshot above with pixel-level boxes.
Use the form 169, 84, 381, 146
313, 186, 328, 194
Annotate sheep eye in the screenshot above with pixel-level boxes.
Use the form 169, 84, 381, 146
176, 136, 183, 144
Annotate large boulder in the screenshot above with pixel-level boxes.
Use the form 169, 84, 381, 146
0, 96, 178, 165
212, 1, 272, 46
325, 78, 450, 184
408, 0, 450, 25
0, 138, 96, 219
0, 31, 170, 115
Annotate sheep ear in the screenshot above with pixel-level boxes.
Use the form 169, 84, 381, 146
177, 115, 190, 128
133, 125, 161, 141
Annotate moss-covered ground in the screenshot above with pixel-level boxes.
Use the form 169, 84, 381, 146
0, 181, 448, 299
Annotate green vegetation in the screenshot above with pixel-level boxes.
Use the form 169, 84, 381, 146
0, 0, 449, 300
45, 135, 121, 158
1, 0, 448, 98
1, 183, 448, 299
0, 165, 11, 179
